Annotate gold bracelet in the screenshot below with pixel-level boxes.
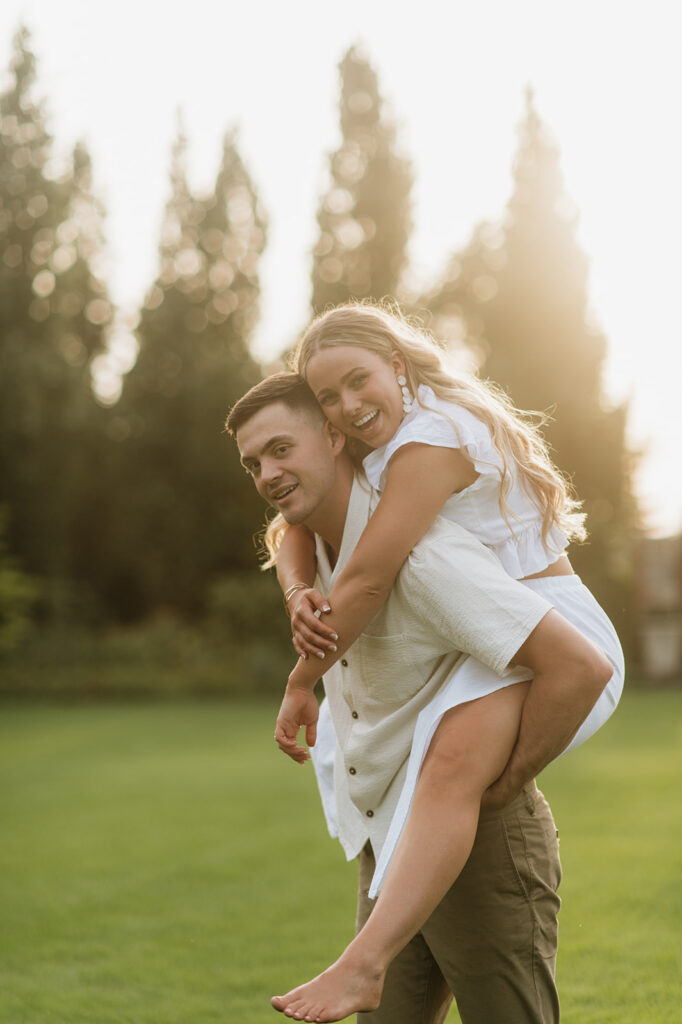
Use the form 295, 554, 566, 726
283, 582, 309, 616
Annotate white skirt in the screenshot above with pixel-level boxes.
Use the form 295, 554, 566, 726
368, 574, 624, 897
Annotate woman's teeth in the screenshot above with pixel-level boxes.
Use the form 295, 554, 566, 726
274, 485, 297, 500
353, 410, 378, 429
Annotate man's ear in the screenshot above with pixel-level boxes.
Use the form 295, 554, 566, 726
390, 349, 406, 377
324, 419, 346, 454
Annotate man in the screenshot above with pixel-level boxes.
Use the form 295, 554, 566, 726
227, 373, 609, 1024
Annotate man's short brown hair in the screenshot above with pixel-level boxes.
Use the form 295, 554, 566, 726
225, 372, 325, 436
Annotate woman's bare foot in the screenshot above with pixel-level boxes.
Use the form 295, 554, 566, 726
271, 948, 385, 1022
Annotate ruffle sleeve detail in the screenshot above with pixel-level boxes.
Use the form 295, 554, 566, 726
489, 520, 569, 578
363, 386, 504, 491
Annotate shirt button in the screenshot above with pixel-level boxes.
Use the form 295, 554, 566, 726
366, 809, 374, 818
351, 711, 359, 719
341, 659, 349, 667
349, 767, 356, 775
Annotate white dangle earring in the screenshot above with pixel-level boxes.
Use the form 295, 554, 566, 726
397, 374, 414, 415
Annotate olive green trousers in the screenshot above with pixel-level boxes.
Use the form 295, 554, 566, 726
356, 781, 561, 1024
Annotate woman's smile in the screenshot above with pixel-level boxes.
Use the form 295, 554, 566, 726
353, 409, 378, 429
351, 408, 383, 438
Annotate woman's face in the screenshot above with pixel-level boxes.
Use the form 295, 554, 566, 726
305, 344, 406, 449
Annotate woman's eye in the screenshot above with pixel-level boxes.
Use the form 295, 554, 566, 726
351, 375, 367, 388
274, 445, 290, 456
319, 394, 337, 406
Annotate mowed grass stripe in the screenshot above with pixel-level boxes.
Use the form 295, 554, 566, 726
0, 692, 680, 1023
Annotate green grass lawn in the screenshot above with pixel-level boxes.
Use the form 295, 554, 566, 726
1, 691, 680, 1023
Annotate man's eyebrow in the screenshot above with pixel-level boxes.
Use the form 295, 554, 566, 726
239, 433, 295, 466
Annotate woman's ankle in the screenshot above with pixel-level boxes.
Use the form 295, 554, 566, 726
341, 935, 390, 978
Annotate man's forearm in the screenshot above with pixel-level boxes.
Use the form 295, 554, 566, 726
490, 650, 611, 805
499, 676, 594, 787
493, 609, 613, 794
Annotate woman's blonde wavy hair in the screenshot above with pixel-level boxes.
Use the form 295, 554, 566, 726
286, 299, 586, 551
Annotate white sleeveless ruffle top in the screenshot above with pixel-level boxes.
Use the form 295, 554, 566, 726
363, 385, 569, 579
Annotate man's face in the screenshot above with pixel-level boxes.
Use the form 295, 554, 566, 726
236, 402, 340, 525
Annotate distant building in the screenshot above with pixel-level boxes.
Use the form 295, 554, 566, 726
637, 534, 682, 680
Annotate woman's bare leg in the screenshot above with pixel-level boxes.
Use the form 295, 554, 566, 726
271, 681, 530, 1022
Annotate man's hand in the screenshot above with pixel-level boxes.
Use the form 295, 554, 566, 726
481, 766, 526, 811
274, 685, 319, 764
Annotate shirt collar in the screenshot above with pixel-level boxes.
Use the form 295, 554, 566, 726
315, 471, 374, 586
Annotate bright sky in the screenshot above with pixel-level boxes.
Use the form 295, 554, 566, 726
2, 0, 680, 536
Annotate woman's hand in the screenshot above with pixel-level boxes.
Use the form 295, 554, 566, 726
288, 588, 339, 660
274, 685, 320, 764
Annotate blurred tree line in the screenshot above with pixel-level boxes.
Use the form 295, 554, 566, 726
0, 30, 638, 693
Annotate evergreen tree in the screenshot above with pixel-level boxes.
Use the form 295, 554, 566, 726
425, 90, 638, 644
109, 124, 267, 618
419, 220, 503, 367
0, 26, 112, 612
0, 510, 38, 655
311, 45, 412, 311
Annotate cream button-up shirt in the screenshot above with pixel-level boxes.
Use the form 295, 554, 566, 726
311, 473, 552, 887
